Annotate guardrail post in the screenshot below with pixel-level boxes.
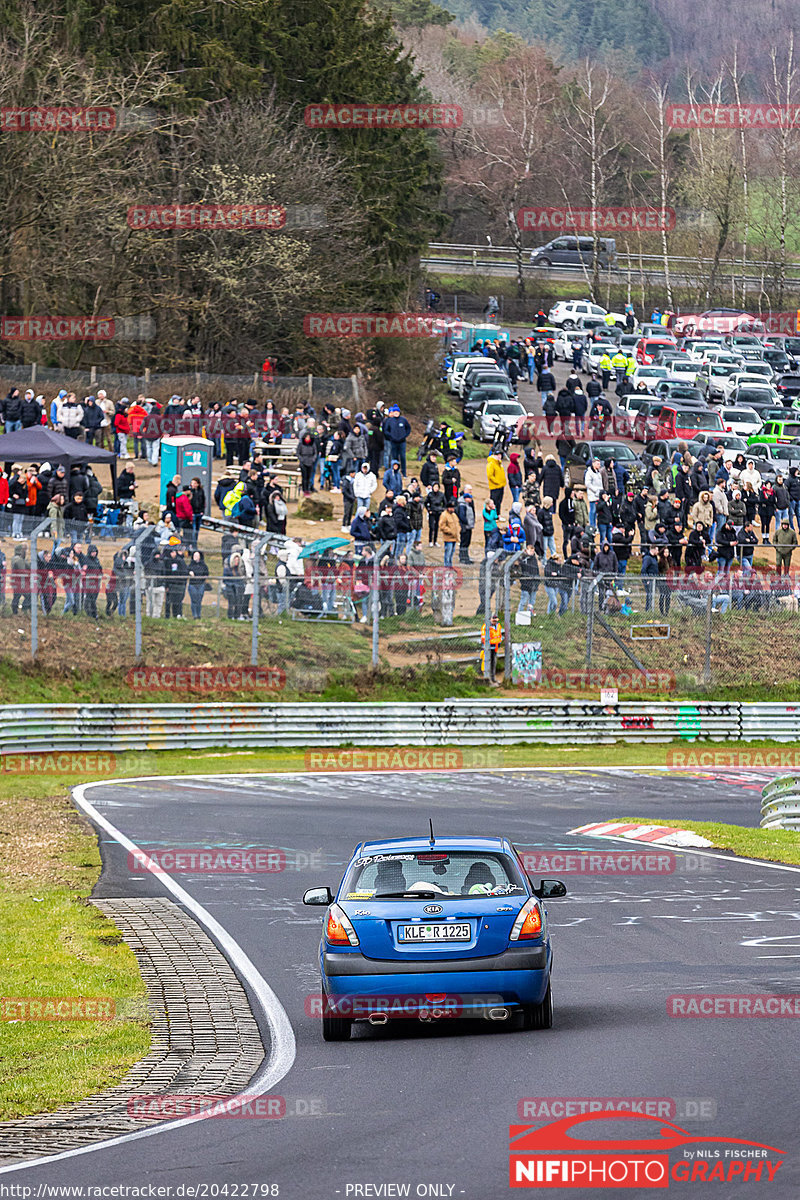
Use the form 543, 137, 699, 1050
483, 550, 501, 681
585, 577, 599, 668
133, 525, 154, 660
704, 588, 713, 685
502, 550, 523, 681
372, 541, 392, 669
250, 534, 270, 666
29, 517, 51, 660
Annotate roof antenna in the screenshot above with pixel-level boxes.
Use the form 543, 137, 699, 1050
429, 818, 435, 846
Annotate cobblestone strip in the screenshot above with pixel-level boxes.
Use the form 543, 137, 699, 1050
0, 897, 266, 1163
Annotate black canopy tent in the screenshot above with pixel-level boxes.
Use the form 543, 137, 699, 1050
0, 427, 117, 498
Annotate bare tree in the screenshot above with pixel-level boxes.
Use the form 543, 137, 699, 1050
559, 61, 626, 302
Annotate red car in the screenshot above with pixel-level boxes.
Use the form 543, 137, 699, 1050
654, 405, 724, 440
636, 337, 677, 364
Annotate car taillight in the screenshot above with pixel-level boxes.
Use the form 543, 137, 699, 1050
326, 904, 359, 946
726, 426, 732, 431
509, 898, 543, 941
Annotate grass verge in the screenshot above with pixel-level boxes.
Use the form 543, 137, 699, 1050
617, 817, 800, 868
0, 789, 149, 1119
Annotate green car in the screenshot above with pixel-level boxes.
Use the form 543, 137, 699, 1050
747, 418, 800, 446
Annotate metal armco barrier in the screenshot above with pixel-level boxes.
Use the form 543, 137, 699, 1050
740, 704, 800, 742
0, 700, 745, 754
761, 775, 800, 830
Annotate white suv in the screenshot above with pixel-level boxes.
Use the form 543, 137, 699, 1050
549, 299, 631, 331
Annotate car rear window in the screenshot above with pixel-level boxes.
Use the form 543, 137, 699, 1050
342, 851, 526, 899
672, 410, 724, 430
487, 403, 524, 414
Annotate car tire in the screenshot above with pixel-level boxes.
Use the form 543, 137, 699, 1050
537, 258, 552, 268
563, 319, 574, 329
522, 982, 553, 1030
322, 1012, 352, 1041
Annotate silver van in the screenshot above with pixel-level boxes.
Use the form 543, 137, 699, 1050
530, 236, 617, 270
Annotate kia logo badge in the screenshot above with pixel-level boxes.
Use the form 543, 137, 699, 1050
423, 904, 443, 914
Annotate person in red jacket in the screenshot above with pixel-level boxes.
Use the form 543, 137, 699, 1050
175, 486, 195, 545
114, 405, 131, 458
127, 398, 148, 459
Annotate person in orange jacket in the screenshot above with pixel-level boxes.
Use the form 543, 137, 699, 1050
480, 613, 503, 678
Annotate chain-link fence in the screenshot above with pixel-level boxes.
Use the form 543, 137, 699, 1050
0, 365, 358, 405
2, 516, 799, 698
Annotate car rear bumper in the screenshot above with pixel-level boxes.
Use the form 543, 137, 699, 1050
320, 945, 551, 1009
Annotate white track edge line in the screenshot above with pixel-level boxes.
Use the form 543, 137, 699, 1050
0, 780, 297, 1175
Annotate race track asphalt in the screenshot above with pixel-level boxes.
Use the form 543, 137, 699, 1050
9, 767, 800, 1197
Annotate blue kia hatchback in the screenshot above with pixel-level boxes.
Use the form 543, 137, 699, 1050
303, 835, 567, 1041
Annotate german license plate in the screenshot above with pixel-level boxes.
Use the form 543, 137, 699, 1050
398, 923, 471, 942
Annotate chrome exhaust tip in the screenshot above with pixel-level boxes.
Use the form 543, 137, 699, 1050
487, 1006, 510, 1021
367, 1013, 388, 1025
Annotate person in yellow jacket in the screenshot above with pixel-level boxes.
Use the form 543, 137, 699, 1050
486, 453, 506, 515
598, 351, 612, 390
625, 354, 636, 378
480, 614, 503, 677
611, 348, 627, 387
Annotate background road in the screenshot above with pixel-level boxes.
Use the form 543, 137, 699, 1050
14, 768, 800, 1197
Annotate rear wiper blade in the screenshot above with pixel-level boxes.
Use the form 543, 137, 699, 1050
374, 890, 442, 899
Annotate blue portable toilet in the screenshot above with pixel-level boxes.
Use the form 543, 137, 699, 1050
160, 436, 213, 514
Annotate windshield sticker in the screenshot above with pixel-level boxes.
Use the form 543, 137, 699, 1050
346, 889, 376, 899
355, 854, 415, 866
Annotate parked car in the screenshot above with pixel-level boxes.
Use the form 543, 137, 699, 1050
548, 299, 606, 329
717, 405, 763, 437
727, 385, 781, 410
459, 360, 505, 398
561, 440, 644, 489
761, 348, 792, 375
474, 398, 528, 442
642, 438, 687, 467
655, 405, 725, 440
463, 384, 516, 427
666, 359, 700, 385
722, 370, 775, 401
639, 324, 677, 341
447, 354, 487, 394
631, 364, 669, 389
462, 369, 514, 405
633, 400, 666, 443
745, 439, 800, 467
532, 237, 616, 271
687, 432, 749, 458
584, 341, 620, 372
747, 418, 800, 446
696, 363, 736, 400
776, 373, 800, 402
654, 382, 706, 403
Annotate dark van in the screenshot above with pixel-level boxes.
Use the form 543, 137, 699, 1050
530, 236, 616, 270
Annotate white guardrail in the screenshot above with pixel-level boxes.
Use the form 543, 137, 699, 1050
3, 699, 798, 753
761, 774, 800, 830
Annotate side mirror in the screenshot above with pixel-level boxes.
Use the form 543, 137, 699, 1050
303, 886, 333, 906
533, 879, 567, 899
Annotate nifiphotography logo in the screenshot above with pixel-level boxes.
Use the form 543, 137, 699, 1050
508, 1111, 784, 1188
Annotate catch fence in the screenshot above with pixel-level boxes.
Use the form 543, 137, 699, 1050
2, 519, 798, 697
